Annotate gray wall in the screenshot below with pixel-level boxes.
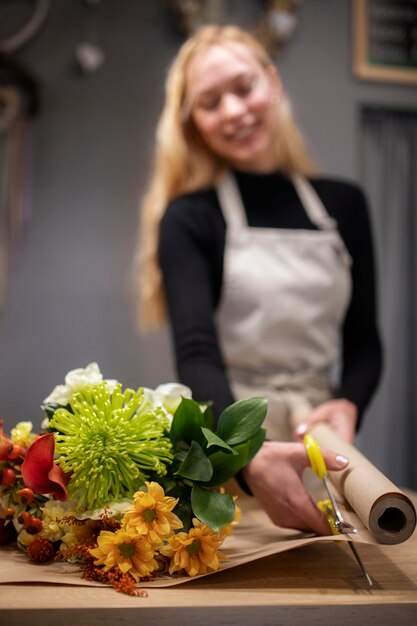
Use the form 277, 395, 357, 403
0, 1, 416, 480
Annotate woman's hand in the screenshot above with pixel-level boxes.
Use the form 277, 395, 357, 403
241, 441, 349, 535
294, 399, 358, 443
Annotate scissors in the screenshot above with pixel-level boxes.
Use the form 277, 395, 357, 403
304, 433, 373, 587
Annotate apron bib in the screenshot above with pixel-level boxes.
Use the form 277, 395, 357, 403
215, 172, 352, 441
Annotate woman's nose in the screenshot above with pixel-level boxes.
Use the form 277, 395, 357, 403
220, 93, 246, 119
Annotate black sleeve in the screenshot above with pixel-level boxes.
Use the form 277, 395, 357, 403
333, 184, 383, 426
158, 193, 235, 418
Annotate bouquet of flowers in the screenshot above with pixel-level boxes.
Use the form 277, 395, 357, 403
0, 363, 266, 595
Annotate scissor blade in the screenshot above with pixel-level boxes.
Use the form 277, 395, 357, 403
322, 476, 358, 533
335, 519, 358, 534
347, 540, 373, 586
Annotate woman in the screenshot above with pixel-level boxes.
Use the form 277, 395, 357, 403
137, 25, 382, 534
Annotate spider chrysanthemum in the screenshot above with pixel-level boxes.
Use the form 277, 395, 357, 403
49, 383, 173, 511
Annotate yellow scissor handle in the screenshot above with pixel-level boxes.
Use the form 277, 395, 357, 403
304, 433, 328, 480
317, 499, 340, 535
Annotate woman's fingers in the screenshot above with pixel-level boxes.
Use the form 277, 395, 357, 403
294, 399, 358, 443
242, 442, 349, 535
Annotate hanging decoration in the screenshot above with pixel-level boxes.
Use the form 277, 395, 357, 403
165, 0, 302, 54
0, 0, 50, 54
74, 0, 105, 75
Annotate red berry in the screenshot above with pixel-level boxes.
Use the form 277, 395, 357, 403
0, 443, 10, 457
18, 511, 32, 526
17, 487, 34, 504
4, 507, 15, 520
1, 467, 15, 486
25, 517, 43, 535
7, 444, 23, 460
0, 437, 13, 456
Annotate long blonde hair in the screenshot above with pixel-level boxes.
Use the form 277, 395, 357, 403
137, 24, 317, 330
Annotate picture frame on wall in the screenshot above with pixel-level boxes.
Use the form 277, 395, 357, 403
353, 0, 417, 85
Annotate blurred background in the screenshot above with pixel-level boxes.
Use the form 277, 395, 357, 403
0, 1, 416, 488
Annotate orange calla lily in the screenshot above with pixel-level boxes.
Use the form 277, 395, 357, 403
21, 433, 69, 501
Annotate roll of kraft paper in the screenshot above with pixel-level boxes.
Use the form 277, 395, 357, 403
311, 423, 416, 545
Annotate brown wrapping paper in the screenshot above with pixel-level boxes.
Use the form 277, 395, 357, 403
311, 423, 416, 544
1, 428, 415, 588
0, 490, 373, 588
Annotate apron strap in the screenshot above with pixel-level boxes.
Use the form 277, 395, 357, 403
292, 174, 352, 266
291, 174, 337, 231
216, 172, 248, 229
217, 172, 352, 265
217, 171, 338, 231
217, 171, 340, 232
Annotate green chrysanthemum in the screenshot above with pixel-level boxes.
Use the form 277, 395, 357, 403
49, 383, 173, 511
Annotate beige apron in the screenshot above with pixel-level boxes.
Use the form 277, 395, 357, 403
215, 172, 352, 441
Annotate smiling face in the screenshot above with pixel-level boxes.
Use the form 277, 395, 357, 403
186, 43, 281, 173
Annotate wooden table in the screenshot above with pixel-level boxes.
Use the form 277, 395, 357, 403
1, 494, 416, 626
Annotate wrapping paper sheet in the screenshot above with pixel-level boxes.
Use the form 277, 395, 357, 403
1, 426, 415, 588
0, 485, 374, 588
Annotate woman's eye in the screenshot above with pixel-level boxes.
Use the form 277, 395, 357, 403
236, 79, 255, 96
197, 97, 220, 111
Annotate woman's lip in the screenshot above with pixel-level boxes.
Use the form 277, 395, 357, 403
226, 123, 259, 142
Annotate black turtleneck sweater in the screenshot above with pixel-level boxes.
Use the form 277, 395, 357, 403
159, 170, 383, 427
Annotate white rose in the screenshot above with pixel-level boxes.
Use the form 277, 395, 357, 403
141, 383, 192, 423
154, 383, 193, 415
43, 383, 72, 405
65, 362, 103, 390
43, 362, 119, 405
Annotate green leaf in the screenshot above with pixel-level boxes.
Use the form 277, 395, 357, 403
201, 427, 237, 455
207, 442, 250, 486
173, 440, 190, 464
169, 397, 206, 445
216, 397, 268, 445
41, 402, 73, 419
157, 477, 177, 494
173, 498, 193, 532
174, 449, 189, 463
175, 441, 213, 482
201, 403, 214, 430
191, 485, 235, 531
206, 429, 266, 486
247, 428, 266, 462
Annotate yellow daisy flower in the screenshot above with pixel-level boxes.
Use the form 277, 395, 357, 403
89, 528, 158, 582
122, 482, 183, 545
159, 518, 226, 577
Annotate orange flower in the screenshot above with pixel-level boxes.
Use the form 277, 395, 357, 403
122, 482, 183, 545
89, 528, 158, 582
159, 518, 226, 577
21, 433, 69, 501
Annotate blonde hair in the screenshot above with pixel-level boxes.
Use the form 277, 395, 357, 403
137, 24, 317, 330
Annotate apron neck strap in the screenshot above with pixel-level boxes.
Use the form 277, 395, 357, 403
216, 171, 338, 232
216, 172, 247, 229
291, 174, 337, 231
